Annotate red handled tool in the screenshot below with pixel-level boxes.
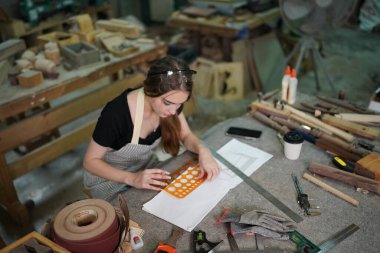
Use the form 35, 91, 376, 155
154, 227, 184, 253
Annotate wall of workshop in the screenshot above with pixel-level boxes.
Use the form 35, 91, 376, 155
110, 0, 188, 24
0, 2, 19, 19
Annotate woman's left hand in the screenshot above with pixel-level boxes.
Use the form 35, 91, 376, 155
198, 147, 220, 181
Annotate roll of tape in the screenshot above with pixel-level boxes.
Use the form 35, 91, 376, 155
52, 199, 121, 253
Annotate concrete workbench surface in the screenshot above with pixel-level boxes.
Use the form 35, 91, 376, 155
113, 115, 379, 253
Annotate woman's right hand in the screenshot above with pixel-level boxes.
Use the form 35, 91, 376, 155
129, 169, 171, 191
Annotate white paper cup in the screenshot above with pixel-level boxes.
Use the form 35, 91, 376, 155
283, 131, 304, 160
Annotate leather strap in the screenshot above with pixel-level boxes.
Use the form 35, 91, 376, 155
131, 88, 144, 145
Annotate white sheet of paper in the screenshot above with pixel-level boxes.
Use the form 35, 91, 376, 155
216, 138, 274, 188
142, 139, 273, 231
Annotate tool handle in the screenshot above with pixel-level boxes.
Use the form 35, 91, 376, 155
303, 173, 359, 206
154, 242, 177, 253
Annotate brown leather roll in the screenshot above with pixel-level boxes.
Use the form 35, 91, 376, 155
52, 199, 121, 253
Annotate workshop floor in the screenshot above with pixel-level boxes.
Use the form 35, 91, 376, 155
1, 26, 379, 249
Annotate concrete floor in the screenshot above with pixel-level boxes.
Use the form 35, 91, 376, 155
1, 26, 379, 250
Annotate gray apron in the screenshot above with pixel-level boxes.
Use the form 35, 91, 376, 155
84, 88, 161, 200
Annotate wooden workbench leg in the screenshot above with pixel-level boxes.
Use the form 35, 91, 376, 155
222, 37, 232, 62
192, 31, 201, 56
0, 234, 5, 248
0, 154, 30, 225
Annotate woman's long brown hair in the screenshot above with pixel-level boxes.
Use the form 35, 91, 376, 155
143, 56, 193, 155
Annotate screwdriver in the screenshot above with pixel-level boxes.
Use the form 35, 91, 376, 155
332, 156, 354, 173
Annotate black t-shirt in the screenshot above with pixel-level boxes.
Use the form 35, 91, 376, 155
93, 89, 161, 150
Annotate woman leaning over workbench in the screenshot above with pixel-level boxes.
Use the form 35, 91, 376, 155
83, 56, 220, 200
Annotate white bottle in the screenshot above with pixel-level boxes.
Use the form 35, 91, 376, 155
288, 69, 298, 105
281, 66, 291, 101
130, 228, 144, 250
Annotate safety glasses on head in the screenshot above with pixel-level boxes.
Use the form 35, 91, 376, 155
147, 69, 197, 84
148, 69, 197, 77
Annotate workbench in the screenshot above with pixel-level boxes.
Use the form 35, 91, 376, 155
116, 114, 379, 253
0, 41, 167, 225
167, 7, 280, 61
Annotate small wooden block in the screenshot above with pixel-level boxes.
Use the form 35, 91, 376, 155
17, 70, 44, 88
355, 153, 380, 181
45, 49, 60, 65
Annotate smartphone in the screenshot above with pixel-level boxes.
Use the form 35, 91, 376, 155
225, 127, 262, 139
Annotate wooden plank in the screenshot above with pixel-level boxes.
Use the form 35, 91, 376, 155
335, 113, 380, 123
212, 62, 244, 101
0, 39, 26, 61
250, 32, 285, 93
167, 8, 280, 38
308, 162, 380, 195
285, 104, 355, 142
0, 155, 29, 224
1, 231, 70, 253
247, 40, 262, 91
355, 153, 380, 181
321, 114, 380, 140
0, 43, 167, 121
316, 138, 361, 162
232, 39, 253, 93
9, 121, 96, 179
0, 74, 144, 153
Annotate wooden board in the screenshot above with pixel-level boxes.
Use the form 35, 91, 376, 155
0, 39, 26, 61
181, 6, 217, 17
321, 114, 380, 140
251, 32, 285, 93
37, 32, 80, 48
212, 62, 244, 101
232, 39, 255, 93
100, 33, 139, 57
96, 19, 140, 39
190, 57, 216, 97
1, 231, 69, 253
0, 74, 144, 154
355, 153, 380, 181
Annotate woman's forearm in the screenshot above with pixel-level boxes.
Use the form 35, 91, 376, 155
83, 158, 135, 185
182, 132, 209, 154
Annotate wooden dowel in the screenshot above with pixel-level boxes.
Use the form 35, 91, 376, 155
285, 105, 355, 142
335, 113, 380, 123
249, 110, 289, 135
322, 114, 380, 140
303, 173, 359, 206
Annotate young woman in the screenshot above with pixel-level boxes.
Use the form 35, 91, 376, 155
83, 56, 220, 200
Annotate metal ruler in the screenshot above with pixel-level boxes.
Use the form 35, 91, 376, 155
211, 149, 303, 223
318, 223, 359, 253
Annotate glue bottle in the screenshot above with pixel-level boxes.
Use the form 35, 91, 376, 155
281, 66, 291, 102
130, 228, 144, 250
288, 69, 298, 105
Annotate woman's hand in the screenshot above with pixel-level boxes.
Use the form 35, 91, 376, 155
198, 147, 221, 181
129, 169, 171, 191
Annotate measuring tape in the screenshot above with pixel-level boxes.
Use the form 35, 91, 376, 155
211, 149, 303, 223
